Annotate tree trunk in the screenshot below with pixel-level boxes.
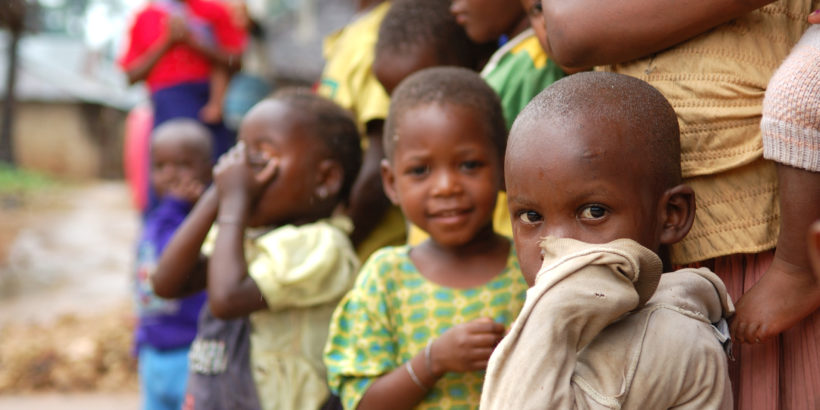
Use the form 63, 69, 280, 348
0, 0, 24, 166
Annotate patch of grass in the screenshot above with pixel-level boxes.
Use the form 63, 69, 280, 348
0, 163, 55, 193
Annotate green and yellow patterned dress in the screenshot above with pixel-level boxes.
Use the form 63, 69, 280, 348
324, 244, 528, 409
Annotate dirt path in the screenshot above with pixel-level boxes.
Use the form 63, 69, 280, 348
0, 182, 138, 325
0, 181, 141, 406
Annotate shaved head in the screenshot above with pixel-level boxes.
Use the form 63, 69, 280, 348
510, 71, 681, 192
152, 118, 213, 161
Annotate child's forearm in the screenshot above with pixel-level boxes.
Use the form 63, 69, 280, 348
124, 36, 174, 85
207, 193, 267, 319
541, 0, 776, 68
357, 351, 443, 410
209, 68, 230, 104
152, 187, 218, 298
348, 123, 391, 247
186, 37, 242, 72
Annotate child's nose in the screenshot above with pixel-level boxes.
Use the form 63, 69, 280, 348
430, 169, 463, 196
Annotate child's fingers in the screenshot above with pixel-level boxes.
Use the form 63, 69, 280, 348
466, 347, 495, 361
466, 317, 506, 335
469, 360, 490, 371
255, 158, 279, 185
466, 333, 504, 348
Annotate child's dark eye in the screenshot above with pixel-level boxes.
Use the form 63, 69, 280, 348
519, 210, 542, 224
579, 205, 607, 220
527, 0, 543, 17
406, 165, 429, 176
460, 160, 483, 171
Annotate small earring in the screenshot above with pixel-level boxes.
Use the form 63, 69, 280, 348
317, 187, 328, 200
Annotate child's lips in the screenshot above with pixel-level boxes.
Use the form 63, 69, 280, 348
428, 208, 471, 224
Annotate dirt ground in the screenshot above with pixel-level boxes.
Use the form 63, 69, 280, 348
0, 181, 141, 408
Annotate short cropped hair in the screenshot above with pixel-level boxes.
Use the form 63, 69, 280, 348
383, 66, 506, 160
152, 118, 213, 160
375, 0, 488, 70
272, 88, 363, 203
513, 71, 682, 190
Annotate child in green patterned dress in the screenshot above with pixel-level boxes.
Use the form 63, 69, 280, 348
323, 66, 528, 410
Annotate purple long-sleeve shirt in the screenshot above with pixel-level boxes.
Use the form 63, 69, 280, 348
134, 196, 206, 351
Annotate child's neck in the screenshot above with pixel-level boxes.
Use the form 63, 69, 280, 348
410, 225, 511, 289
505, 16, 530, 41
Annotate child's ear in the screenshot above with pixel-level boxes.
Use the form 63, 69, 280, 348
316, 159, 344, 200
380, 159, 401, 206
658, 184, 696, 245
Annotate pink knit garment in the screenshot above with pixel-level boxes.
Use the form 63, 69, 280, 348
761, 25, 820, 172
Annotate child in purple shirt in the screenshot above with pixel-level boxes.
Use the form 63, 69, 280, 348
134, 118, 213, 410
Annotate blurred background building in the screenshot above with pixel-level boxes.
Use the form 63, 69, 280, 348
0, 0, 355, 179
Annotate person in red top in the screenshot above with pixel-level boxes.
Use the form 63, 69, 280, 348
120, 0, 246, 215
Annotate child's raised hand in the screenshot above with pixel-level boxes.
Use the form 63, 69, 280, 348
213, 142, 278, 202
167, 15, 188, 43
430, 317, 505, 374
166, 177, 205, 204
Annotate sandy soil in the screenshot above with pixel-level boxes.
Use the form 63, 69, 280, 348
0, 181, 141, 407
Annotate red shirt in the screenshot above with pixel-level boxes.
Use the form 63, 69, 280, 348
119, 0, 246, 92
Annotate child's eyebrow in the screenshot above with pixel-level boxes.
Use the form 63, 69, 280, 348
506, 194, 541, 208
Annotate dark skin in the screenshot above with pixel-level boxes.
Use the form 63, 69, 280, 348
152, 102, 345, 319
809, 220, 820, 276
539, 0, 777, 69
356, 104, 509, 409
506, 111, 695, 282
541, 1, 820, 344
450, 0, 530, 45
346, 120, 392, 248
730, 13, 820, 344
124, 0, 241, 85
731, 164, 820, 343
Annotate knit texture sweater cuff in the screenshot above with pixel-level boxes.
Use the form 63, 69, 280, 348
761, 25, 820, 172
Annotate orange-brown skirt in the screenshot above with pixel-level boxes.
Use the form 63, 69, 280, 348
692, 252, 820, 410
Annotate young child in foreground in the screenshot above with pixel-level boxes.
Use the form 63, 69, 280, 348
481, 72, 734, 409
323, 67, 528, 410
152, 90, 362, 410
135, 119, 212, 410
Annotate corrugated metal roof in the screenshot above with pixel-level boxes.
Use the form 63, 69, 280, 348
0, 31, 146, 110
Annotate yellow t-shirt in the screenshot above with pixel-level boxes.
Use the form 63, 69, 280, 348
602, 0, 819, 264
316, 1, 406, 261
316, 1, 391, 133
202, 217, 360, 410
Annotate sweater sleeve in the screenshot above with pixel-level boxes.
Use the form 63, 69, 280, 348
761, 25, 820, 172
480, 237, 662, 410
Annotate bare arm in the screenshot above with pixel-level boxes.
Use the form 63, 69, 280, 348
347, 120, 392, 247
152, 186, 217, 298
124, 16, 187, 85
541, 0, 775, 68
206, 144, 274, 319
184, 33, 242, 73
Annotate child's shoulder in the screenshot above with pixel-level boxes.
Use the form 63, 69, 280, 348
356, 245, 415, 284
647, 267, 732, 324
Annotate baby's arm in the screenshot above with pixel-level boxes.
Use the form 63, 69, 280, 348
124, 15, 187, 85
541, 0, 775, 68
357, 318, 505, 410
199, 67, 230, 124
730, 26, 820, 343
206, 143, 275, 318
152, 185, 217, 298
